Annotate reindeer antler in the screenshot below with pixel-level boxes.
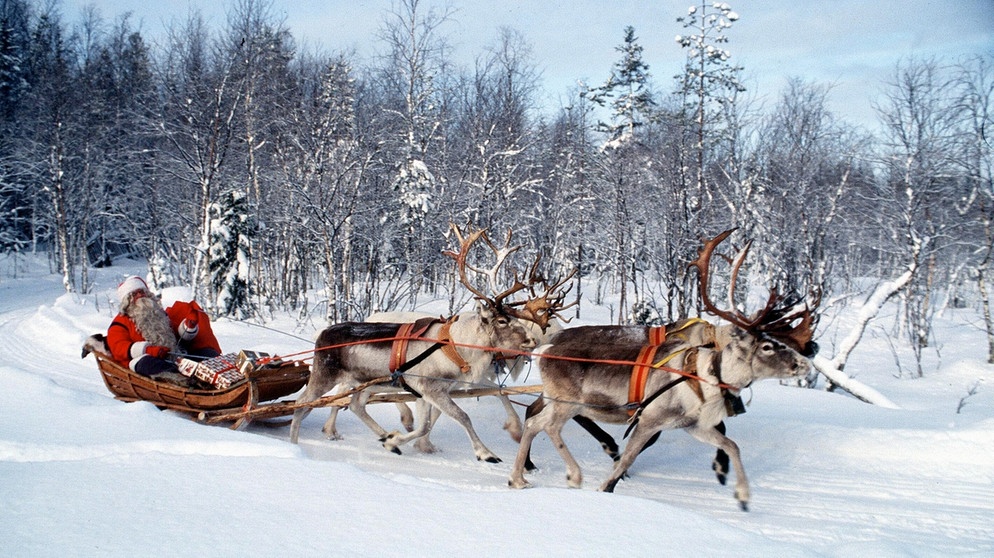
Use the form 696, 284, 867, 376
689, 228, 818, 353
443, 223, 529, 311
444, 223, 577, 331
689, 228, 776, 329
504, 256, 578, 332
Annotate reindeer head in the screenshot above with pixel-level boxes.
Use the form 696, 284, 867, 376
688, 228, 819, 359
443, 223, 575, 334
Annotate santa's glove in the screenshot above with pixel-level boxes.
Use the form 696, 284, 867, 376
130, 342, 172, 360
178, 315, 199, 341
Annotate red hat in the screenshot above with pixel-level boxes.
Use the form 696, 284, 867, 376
117, 276, 149, 306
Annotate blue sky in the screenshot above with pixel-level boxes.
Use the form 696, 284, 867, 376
59, 0, 994, 130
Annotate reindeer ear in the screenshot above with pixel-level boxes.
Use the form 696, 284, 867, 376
476, 300, 496, 322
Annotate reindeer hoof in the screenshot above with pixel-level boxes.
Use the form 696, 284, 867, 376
508, 478, 531, 489
414, 438, 438, 454
739, 501, 749, 512
381, 431, 403, 454
480, 455, 502, 464
713, 455, 730, 485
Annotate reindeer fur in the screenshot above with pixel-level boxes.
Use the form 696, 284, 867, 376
290, 303, 538, 463
508, 327, 810, 510
522, 319, 735, 483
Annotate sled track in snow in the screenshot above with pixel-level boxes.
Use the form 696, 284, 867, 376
257, 396, 994, 555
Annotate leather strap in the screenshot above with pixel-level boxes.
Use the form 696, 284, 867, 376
627, 344, 661, 416
648, 326, 667, 346
439, 316, 471, 373
388, 318, 440, 373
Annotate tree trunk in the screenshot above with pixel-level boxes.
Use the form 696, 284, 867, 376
980, 266, 994, 364
49, 126, 73, 294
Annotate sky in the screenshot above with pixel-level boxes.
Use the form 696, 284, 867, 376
57, 0, 994, 130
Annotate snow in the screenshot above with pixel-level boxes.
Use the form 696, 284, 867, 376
2, 255, 993, 556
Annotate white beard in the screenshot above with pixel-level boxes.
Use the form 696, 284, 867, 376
127, 296, 178, 350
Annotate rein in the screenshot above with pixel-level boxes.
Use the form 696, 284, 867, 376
261, 336, 738, 391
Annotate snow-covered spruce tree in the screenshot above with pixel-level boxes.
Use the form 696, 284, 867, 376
208, 189, 253, 319
584, 25, 655, 143
393, 158, 433, 228
0, 0, 31, 255
583, 25, 657, 323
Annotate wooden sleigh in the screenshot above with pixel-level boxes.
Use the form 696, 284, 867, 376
93, 351, 311, 429
93, 351, 542, 429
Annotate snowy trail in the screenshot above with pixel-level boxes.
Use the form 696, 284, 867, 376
272, 382, 994, 555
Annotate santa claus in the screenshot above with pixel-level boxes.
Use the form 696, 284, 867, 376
106, 276, 221, 379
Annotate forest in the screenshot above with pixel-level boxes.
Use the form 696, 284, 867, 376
1, 0, 992, 373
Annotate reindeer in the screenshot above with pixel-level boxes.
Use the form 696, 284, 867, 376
523, 312, 818, 480
520, 318, 737, 481
290, 224, 571, 463
320, 310, 563, 451
508, 229, 817, 510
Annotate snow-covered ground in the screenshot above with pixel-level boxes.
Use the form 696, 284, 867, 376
2, 255, 992, 557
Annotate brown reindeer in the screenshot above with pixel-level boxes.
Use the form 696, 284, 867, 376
508, 229, 817, 510
524, 308, 819, 480
290, 224, 571, 463
521, 318, 734, 479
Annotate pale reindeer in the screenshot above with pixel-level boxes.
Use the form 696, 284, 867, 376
290, 224, 572, 463
319, 311, 562, 453
508, 229, 817, 510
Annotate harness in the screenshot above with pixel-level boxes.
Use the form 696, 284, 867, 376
626, 318, 710, 416
388, 316, 471, 376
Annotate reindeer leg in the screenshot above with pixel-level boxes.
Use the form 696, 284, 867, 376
289, 369, 338, 444
687, 424, 749, 511
599, 422, 664, 493
712, 421, 730, 485
413, 402, 441, 454
509, 401, 547, 488
546, 413, 583, 488
346, 389, 396, 451
322, 406, 343, 440
415, 389, 501, 463
383, 397, 435, 455
522, 397, 544, 471
573, 415, 620, 460
496, 394, 523, 443
396, 402, 416, 432
289, 406, 312, 444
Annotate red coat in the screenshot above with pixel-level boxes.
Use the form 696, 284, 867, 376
106, 301, 221, 368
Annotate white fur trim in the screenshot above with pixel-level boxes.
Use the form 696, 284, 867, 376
178, 321, 198, 341
117, 276, 149, 306
130, 341, 149, 360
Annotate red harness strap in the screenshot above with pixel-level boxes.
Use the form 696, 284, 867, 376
648, 326, 666, 346
388, 318, 439, 373
628, 343, 661, 415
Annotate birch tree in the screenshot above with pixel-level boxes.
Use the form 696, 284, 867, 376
876, 58, 962, 376
156, 11, 242, 298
